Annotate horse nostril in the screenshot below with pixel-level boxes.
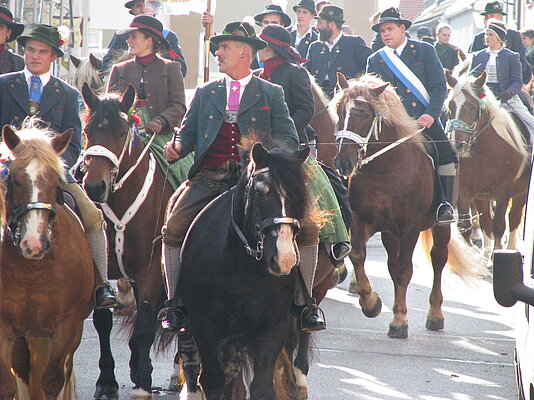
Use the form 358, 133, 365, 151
42, 239, 51, 252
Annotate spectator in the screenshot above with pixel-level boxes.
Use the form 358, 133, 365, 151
435, 23, 466, 71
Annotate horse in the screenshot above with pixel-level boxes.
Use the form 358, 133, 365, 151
70, 50, 107, 94
309, 76, 337, 167
332, 73, 482, 338
174, 142, 310, 399
445, 71, 531, 253
80, 83, 174, 398
0, 125, 94, 400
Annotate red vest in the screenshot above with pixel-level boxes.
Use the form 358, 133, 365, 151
202, 122, 241, 168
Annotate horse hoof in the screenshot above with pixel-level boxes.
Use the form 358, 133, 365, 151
337, 264, 348, 284
348, 280, 357, 293
426, 318, 444, 331
388, 325, 408, 338
361, 297, 382, 318
297, 386, 309, 399
130, 387, 152, 398
94, 385, 119, 400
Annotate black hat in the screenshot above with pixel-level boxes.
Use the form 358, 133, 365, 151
0, 6, 24, 42
125, 0, 141, 15
372, 7, 412, 32
314, 5, 345, 23
487, 20, 507, 43
254, 5, 292, 28
17, 24, 65, 56
417, 26, 433, 38
259, 24, 306, 63
117, 15, 170, 49
210, 21, 267, 51
293, 0, 316, 15
480, 1, 507, 16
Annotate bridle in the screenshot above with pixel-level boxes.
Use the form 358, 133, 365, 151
231, 166, 300, 261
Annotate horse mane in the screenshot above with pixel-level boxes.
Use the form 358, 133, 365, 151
2, 121, 65, 181
329, 74, 420, 141
70, 50, 107, 93
83, 92, 129, 137
448, 74, 530, 172
452, 53, 472, 77
308, 71, 330, 109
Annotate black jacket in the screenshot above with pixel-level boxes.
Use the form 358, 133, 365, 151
0, 49, 24, 74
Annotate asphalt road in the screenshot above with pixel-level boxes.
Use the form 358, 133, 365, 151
73, 233, 519, 399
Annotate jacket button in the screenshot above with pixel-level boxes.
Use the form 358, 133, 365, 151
251, 117, 256, 122
56, 88, 60, 92
337, 66, 341, 70
149, 106, 154, 109
14, 116, 19, 121
406, 89, 411, 93
211, 90, 216, 94
205, 134, 208, 139
208, 115, 213, 119
411, 102, 417, 107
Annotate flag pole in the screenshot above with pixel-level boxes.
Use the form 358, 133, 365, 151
203, 0, 212, 82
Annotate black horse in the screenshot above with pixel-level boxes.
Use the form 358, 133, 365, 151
177, 143, 310, 399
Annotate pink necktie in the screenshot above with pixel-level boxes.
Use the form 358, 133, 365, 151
228, 80, 241, 111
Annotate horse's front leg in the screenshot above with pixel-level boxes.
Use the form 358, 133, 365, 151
0, 334, 16, 400
93, 308, 119, 400
177, 332, 203, 399
507, 193, 527, 250
456, 195, 473, 244
129, 300, 156, 397
492, 199, 509, 250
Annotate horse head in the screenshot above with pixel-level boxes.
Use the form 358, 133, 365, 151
1, 124, 72, 259
445, 71, 487, 155
70, 51, 106, 94
236, 143, 309, 276
81, 82, 136, 203
332, 73, 390, 177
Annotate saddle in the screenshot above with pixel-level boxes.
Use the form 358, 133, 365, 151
60, 189, 84, 230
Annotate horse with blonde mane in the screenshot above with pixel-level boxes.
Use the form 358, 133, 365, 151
333, 73, 483, 338
0, 125, 94, 400
445, 71, 531, 253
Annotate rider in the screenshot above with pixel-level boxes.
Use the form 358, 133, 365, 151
470, 20, 534, 143
0, 6, 24, 74
0, 24, 117, 309
159, 21, 326, 334
367, 7, 458, 224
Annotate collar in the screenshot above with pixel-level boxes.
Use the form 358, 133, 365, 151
23, 67, 51, 88
324, 31, 342, 49
486, 47, 502, 55
294, 24, 313, 39
389, 37, 408, 56
225, 72, 253, 89
259, 56, 287, 79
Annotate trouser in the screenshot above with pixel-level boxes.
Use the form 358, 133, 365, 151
424, 120, 457, 166
502, 95, 534, 144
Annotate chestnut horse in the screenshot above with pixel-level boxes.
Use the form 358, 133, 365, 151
333, 73, 481, 338
81, 83, 174, 398
445, 71, 531, 254
0, 126, 94, 399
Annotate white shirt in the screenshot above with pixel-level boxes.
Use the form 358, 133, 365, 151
391, 37, 408, 57
23, 67, 51, 91
293, 25, 313, 47
486, 47, 501, 84
225, 73, 253, 109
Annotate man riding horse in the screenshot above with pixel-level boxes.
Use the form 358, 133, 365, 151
367, 7, 458, 224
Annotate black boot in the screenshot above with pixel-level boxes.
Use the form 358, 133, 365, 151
300, 305, 326, 332
159, 299, 184, 334
437, 174, 457, 224
331, 242, 351, 262
94, 283, 118, 310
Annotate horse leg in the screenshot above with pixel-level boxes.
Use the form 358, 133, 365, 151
293, 329, 311, 400
93, 309, 119, 400
169, 350, 181, 392
425, 225, 451, 331
0, 335, 16, 400
129, 300, 156, 397
178, 332, 203, 399
456, 195, 473, 244
492, 199, 509, 250
507, 193, 526, 250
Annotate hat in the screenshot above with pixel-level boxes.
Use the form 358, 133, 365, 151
125, 0, 143, 15
487, 20, 507, 43
372, 7, 412, 32
480, 1, 507, 16
417, 26, 433, 38
210, 21, 267, 51
314, 5, 345, 23
254, 5, 292, 28
17, 24, 65, 56
117, 15, 170, 49
0, 6, 24, 42
259, 24, 306, 63
293, 0, 316, 15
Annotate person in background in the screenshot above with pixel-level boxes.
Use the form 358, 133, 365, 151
102, 0, 187, 76
435, 23, 466, 71
521, 28, 534, 74
417, 26, 436, 45
0, 6, 24, 74
315, 0, 331, 13
288, 0, 318, 59
254, 4, 292, 28
369, 11, 385, 52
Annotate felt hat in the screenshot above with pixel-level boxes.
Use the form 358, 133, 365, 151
117, 15, 170, 49
259, 24, 306, 63
0, 6, 24, 42
372, 7, 412, 32
480, 1, 507, 16
210, 21, 268, 51
254, 4, 292, 28
314, 5, 345, 24
17, 24, 65, 56
293, 0, 316, 15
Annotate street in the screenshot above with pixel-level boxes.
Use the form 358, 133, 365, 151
73, 233, 518, 399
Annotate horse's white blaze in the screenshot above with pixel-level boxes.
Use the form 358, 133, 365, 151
20, 159, 45, 256
343, 100, 354, 131
276, 189, 297, 274
450, 88, 466, 121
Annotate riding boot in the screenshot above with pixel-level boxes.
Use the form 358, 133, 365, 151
160, 244, 184, 333
88, 229, 118, 310
295, 245, 326, 332
436, 163, 458, 225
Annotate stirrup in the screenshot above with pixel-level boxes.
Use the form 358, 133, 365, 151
436, 202, 455, 225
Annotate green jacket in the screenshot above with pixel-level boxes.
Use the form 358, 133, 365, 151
178, 75, 299, 178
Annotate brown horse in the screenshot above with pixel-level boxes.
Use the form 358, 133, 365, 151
81, 83, 174, 398
445, 71, 531, 254
332, 73, 482, 338
309, 76, 337, 167
0, 125, 94, 400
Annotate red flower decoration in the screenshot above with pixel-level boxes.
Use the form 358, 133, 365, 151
58, 39, 65, 45
130, 114, 141, 126
479, 92, 486, 98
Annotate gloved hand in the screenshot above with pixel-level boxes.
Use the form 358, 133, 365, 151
144, 118, 163, 134
498, 90, 513, 102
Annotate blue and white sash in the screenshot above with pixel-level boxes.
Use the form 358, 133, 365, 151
378, 48, 430, 108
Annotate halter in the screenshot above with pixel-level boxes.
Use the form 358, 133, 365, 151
231, 167, 300, 261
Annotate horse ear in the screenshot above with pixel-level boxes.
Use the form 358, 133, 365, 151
297, 146, 310, 164
119, 84, 136, 113
51, 129, 73, 155
70, 54, 81, 69
251, 143, 268, 168
89, 53, 103, 71
82, 82, 99, 110
2, 125, 20, 151
370, 83, 389, 97
473, 71, 487, 89
445, 70, 458, 88
336, 72, 349, 91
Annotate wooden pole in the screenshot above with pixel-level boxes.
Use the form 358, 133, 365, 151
203, 0, 212, 82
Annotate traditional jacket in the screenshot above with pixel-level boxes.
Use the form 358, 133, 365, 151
305, 34, 372, 94
107, 55, 186, 133
0, 71, 82, 182
469, 28, 531, 84
0, 49, 24, 74
470, 48, 523, 97
367, 39, 447, 120
177, 75, 299, 178
287, 26, 318, 61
